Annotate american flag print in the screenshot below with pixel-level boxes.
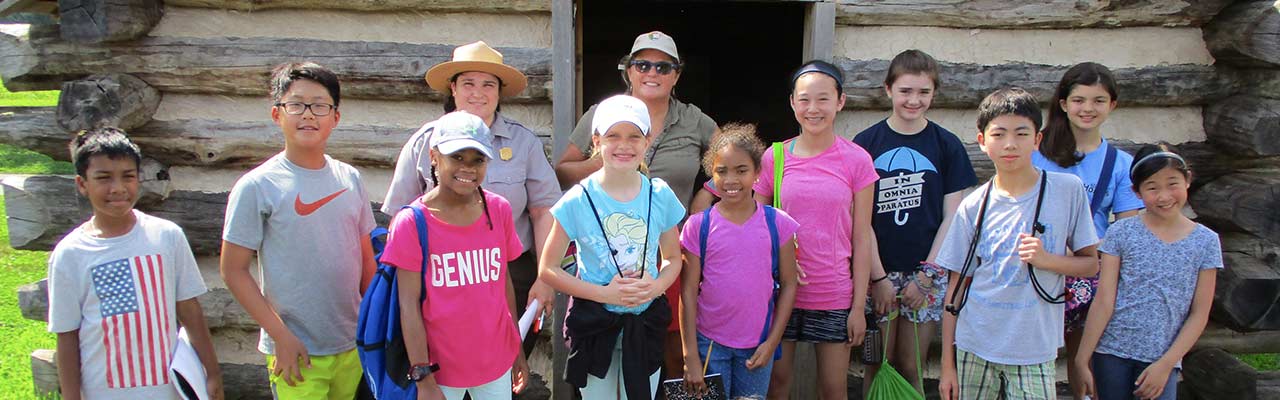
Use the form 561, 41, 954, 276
91, 255, 172, 389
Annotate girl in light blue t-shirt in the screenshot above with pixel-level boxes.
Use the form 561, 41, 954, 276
538, 95, 684, 400
1074, 145, 1222, 400
1033, 62, 1145, 394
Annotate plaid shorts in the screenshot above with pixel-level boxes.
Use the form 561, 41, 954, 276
956, 349, 1056, 400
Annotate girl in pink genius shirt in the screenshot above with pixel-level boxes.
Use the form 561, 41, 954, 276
380, 111, 529, 400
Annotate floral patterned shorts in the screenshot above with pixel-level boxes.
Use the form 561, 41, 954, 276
865, 263, 949, 324
1064, 275, 1099, 332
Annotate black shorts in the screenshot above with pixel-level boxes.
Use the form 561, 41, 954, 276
782, 308, 850, 343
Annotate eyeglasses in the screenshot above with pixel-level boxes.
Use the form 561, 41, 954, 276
627, 60, 681, 75
275, 102, 336, 116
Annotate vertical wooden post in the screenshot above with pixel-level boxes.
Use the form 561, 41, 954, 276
803, 1, 836, 63
550, 2, 578, 398
551, 0, 577, 163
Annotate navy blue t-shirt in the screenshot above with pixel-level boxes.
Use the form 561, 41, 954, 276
853, 119, 978, 273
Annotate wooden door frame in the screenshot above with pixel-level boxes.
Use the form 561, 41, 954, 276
547, 2, 835, 399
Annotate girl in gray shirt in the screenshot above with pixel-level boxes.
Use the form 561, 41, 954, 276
1074, 145, 1223, 400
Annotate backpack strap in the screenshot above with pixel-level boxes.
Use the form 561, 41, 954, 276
772, 143, 785, 208
405, 205, 430, 305
1090, 144, 1118, 215
761, 205, 782, 359
697, 207, 712, 286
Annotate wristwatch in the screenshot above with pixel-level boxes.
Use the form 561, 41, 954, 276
408, 363, 440, 382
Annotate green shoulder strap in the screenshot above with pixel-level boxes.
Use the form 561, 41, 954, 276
772, 142, 784, 208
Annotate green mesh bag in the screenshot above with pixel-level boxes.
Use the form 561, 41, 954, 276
866, 313, 925, 400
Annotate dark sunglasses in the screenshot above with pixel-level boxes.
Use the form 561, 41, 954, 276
627, 60, 681, 75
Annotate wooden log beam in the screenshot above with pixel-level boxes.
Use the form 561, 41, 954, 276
0, 25, 552, 102
164, 0, 549, 13
128, 119, 411, 168
964, 140, 1248, 185
20, 277, 260, 330
2, 175, 386, 254
1221, 232, 1280, 266
56, 73, 159, 132
1191, 170, 1280, 245
0, 104, 549, 169
57, 0, 161, 43
1205, 95, 1280, 157
0, 107, 69, 161
1196, 322, 1280, 354
1212, 252, 1280, 332
835, 58, 1229, 109
835, 0, 1233, 29
1204, 0, 1280, 68
30, 349, 271, 400
30, 349, 56, 399
1, 175, 224, 253
1183, 348, 1260, 400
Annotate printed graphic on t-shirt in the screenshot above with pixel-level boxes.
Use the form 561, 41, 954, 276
293, 188, 349, 216
873, 147, 937, 226
92, 255, 172, 389
579, 212, 648, 275
976, 221, 1061, 309
430, 247, 503, 288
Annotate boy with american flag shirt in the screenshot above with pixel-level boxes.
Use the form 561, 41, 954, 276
47, 128, 222, 400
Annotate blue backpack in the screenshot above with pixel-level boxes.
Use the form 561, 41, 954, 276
697, 205, 782, 359
357, 206, 428, 399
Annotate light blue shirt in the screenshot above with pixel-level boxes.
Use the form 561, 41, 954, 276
1032, 138, 1144, 237
550, 175, 685, 314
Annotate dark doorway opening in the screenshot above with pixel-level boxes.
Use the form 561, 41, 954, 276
581, 1, 806, 144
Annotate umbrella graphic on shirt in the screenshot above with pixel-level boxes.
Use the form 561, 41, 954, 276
873, 147, 937, 225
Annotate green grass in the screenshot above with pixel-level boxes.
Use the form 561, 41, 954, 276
0, 144, 73, 175
0, 76, 73, 175
0, 77, 58, 107
1239, 353, 1280, 371
0, 195, 58, 399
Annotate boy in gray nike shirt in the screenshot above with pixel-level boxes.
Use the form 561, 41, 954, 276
220, 62, 376, 399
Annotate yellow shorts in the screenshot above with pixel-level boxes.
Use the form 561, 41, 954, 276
266, 348, 362, 400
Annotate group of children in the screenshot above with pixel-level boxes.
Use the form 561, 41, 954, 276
47, 50, 1220, 400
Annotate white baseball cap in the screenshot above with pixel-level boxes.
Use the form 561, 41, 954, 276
630, 31, 679, 62
429, 111, 496, 159
592, 95, 650, 137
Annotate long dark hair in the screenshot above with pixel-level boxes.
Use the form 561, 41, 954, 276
1040, 62, 1118, 167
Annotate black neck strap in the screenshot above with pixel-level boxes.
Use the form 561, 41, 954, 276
578, 177, 654, 278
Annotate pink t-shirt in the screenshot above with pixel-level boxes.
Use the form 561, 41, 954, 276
680, 205, 800, 348
753, 138, 878, 310
381, 191, 523, 387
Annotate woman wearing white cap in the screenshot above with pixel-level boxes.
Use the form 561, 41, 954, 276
384, 41, 562, 345
540, 95, 686, 400
554, 30, 719, 381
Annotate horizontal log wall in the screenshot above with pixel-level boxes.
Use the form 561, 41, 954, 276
834, 0, 1233, 28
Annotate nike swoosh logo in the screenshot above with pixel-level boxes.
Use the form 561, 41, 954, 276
294, 189, 349, 216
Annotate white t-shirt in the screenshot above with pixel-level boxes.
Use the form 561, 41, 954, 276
47, 210, 207, 400
936, 171, 1099, 365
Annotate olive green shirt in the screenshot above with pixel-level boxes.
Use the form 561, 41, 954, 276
570, 97, 717, 209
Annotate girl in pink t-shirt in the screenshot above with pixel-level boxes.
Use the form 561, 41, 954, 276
753, 60, 880, 399
380, 112, 528, 400
679, 123, 800, 398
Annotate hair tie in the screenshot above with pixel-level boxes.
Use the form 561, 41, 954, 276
792, 62, 844, 88
1130, 151, 1186, 180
